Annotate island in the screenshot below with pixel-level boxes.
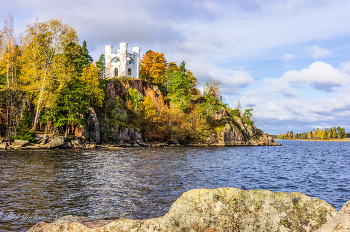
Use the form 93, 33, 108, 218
0, 18, 279, 149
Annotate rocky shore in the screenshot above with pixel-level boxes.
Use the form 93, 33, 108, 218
28, 187, 349, 232
0, 133, 281, 150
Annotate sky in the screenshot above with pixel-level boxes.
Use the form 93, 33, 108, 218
2, 0, 350, 135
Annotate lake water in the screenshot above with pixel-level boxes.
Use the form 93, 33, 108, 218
1, 140, 349, 231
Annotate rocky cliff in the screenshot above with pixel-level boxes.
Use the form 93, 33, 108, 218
97, 78, 280, 146
0, 78, 279, 148
203, 108, 278, 146
28, 187, 350, 232
106, 78, 162, 101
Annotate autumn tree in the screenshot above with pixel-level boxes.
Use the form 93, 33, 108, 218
332, 130, 337, 138
139, 50, 167, 91
81, 63, 105, 109
140, 91, 168, 141
20, 18, 78, 130
0, 13, 25, 138
0, 13, 17, 87
307, 132, 311, 139
200, 79, 224, 118
41, 76, 88, 137
316, 128, 321, 139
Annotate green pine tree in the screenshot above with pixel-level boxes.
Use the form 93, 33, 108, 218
81, 40, 93, 68
167, 61, 194, 111
96, 54, 105, 75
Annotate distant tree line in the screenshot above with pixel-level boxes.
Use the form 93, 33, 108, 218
276, 127, 347, 140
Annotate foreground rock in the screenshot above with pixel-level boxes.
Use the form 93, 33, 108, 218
317, 199, 350, 231
28, 187, 337, 232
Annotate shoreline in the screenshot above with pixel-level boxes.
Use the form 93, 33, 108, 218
0, 141, 282, 151
274, 138, 350, 142
0, 134, 281, 150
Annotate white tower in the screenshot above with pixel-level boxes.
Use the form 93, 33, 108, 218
132, 46, 141, 79
105, 42, 141, 79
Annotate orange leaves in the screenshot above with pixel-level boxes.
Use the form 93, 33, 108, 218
139, 51, 167, 87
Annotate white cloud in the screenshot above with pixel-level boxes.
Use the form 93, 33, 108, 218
211, 70, 254, 95
240, 95, 266, 108
239, 62, 350, 134
264, 77, 298, 97
243, 88, 350, 134
340, 61, 350, 74
307, 45, 331, 59
281, 61, 350, 91
229, 71, 254, 87
7, 0, 350, 63
282, 53, 296, 61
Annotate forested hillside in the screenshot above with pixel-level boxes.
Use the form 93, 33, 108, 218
0, 15, 270, 145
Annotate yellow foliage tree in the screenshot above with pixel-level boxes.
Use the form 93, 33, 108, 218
141, 89, 166, 123
307, 132, 312, 139
141, 94, 158, 122
20, 18, 78, 130
316, 129, 321, 139
332, 131, 337, 139
188, 104, 210, 141
81, 62, 104, 108
0, 13, 21, 87
140, 90, 168, 140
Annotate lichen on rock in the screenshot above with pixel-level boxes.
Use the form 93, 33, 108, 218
28, 187, 338, 232
317, 199, 350, 231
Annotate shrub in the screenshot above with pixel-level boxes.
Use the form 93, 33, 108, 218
13, 129, 36, 143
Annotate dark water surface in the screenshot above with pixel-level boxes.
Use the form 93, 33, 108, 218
1, 140, 350, 231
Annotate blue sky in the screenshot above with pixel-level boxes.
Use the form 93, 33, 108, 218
2, 0, 350, 134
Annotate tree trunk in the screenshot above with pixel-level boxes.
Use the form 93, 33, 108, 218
64, 121, 69, 139
6, 59, 9, 87
32, 73, 46, 131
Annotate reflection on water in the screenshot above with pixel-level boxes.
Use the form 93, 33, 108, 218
1, 140, 350, 231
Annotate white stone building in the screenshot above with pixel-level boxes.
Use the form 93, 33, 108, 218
105, 42, 141, 79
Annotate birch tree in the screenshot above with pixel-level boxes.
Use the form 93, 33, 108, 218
20, 18, 78, 130
0, 13, 15, 87
0, 13, 25, 138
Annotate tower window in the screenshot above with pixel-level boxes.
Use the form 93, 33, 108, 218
128, 68, 131, 76
114, 68, 118, 76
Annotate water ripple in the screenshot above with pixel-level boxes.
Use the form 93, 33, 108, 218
0, 140, 350, 231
